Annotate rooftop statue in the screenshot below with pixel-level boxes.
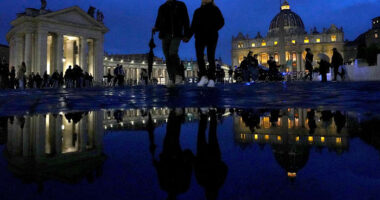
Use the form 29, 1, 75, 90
41, 0, 47, 10
88, 6, 96, 18
96, 10, 104, 23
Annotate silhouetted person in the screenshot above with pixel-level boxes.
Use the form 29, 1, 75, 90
42, 71, 49, 88
146, 112, 157, 155
17, 62, 26, 89
153, 109, 194, 200
113, 110, 124, 123
105, 70, 113, 86
185, 0, 224, 88
34, 72, 42, 88
28, 72, 35, 88
153, 0, 190, 86
228, 67, 233, 83
195, 109, 228, 200
318, 59, 330, 82
304, 48, 313, 81
0, 58, 9, 89
331, 48, 344, 81
240, 57, 249, 82
307, 109, 317, 135
9, 66, 15, 89
65, 65, 73, 88
334, 111, 346, 133
321, 110, 333, 129
268, 56, 279, 81
241, 109, 261, 132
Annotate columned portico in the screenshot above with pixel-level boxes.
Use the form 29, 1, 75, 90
7, 6, 109, 82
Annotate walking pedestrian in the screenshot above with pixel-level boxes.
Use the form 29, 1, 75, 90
331, 48, 344, 81
17, 62, 26, 89
304, 48, 313, 81
318, 59, 330, 82
184, 0, 224, 87
9, 66, 15, 89
153, 0, 190, 86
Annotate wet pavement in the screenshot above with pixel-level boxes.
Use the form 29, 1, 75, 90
0, 83, 380, 200
0, 82, 380, 116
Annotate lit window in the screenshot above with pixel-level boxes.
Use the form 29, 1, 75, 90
261, 41, 267, 46
277, 136, 282, 141
295, 136, 300, 142
292, 53, 297, 62
251, 43, 256, 47
321, 137, 325, 143
274, 41, 278, 45
238, 43, 244, 48
308, 136, 313, 143
375, 33, 378, 39
316, 38, 321, 43
331, 35, 337, 42
292, 40, 296, 44
304, 37, 309, 44
336, 137, 342, 144
265, 135, 269, 140
254, 134, 258, 140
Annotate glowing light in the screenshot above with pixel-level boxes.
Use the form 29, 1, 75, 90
120, 122, 124, 126
110, 124, 113, 128
331, 35, 337, 42
261, 41, 266, 46
321, 137, 325, 143
254, 134, 258, 140
296, 136, 300, 142
142, 120, 145, 124
336, 137, 342, 144
121, 59, 124, 63
375, 33, 378, 39
277, 136, 282, 141
61, 125, 65, 130
308, 136, 313, 143
292, 40, 296, 44
287, 172, 297, 178
265, 135, 269, 140
104, 126, 107, 129
251, 43, 256, 47
131, 60, 134, 64
131, 121, 134, 125
154, 119, 157, 123
304, 38, 309, 44
274, 41, 278, 45
62, 58, 66, 63
316, 38, 321, 43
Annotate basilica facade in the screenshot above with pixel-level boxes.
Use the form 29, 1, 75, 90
231, 1, 345, 72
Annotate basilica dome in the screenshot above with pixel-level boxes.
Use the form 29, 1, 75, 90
268, 1, 305, 37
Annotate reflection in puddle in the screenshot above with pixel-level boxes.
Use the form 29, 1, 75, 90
0, 107, 379, 199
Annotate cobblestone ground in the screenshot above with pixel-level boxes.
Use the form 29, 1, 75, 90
0, 81, 380, 116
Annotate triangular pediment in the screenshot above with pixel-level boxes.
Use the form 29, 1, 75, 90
38, 6, 108, 31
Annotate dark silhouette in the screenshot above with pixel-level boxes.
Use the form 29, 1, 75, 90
0, 59, 9, 89
87, 6, 96, 18
195, 109, 228, 200
331, 48, 344, 81
9, 66, 15, 89
186, 0, 224, 87
41, 0, 47, 10
318, 59, 330, 82
148, 32, 156, 82
153, 0, 190, 85
334, 111, 346, 133
307, 109, 317, 135
304, 48, 313, 81
153, 109, 194, 200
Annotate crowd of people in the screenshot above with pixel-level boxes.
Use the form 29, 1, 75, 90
0, 60, 93, 89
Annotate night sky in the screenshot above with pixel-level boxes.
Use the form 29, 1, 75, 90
0, 0, 379, 64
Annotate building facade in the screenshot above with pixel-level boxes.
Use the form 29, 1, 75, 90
231, 1, 345, 72
0, 44, 9, 64
104, 54, 230, 85
6, 6, 108, 82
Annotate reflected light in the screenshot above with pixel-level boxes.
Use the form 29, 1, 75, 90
336, 137, 342, 144
61, 125, 65, 130
296, 136, 300, 142
321, 137, 325, 143
308, 136, 313, 143
254, 134, 258, 140
287, 172, 297, 178
265, 135, 269, 140
277, 136, 282, 141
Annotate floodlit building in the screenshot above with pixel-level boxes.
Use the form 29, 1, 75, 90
231, 1, 345, 72
6, 6, 108, 82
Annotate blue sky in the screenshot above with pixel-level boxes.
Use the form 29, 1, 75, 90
0, 0, 379, 64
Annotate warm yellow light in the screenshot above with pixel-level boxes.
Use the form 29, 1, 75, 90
308, 136, 313, 142
254, 134, 258, 140
261, 42, 267, 47
281, 5, 290, 10
274, 41, 278, 45
238, 43, 244, 48
251, 43, 256, 47
331, 35, 337, 42
292, 40, 296, 44
277, 136, 282, 141
61, 125, 65, 130
316, 38, 321, 43
375, 33, 378, 39
321, 137, 325, 143
288, 172, 297, 178
336, 137, 342, 144
265, 135, 269, 140
304, 38, 309, 44
263, 117, 270, 129
296, 136, 300, 142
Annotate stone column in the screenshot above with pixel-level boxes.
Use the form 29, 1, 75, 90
94, 37, 104, 82
297, 53, 302, 72
35, 115, 46, 158
14, 34, 24, 71
80, 36, 88, 72
36, 31, 48, 75
24, 33, 33, 74
55, 33, 63, 73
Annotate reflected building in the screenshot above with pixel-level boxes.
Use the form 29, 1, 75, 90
234, 108, 349, 179
4, 112, 105, 186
